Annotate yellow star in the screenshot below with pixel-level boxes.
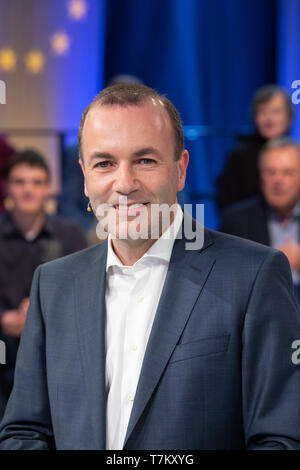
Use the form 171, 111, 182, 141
68, 0, 88, 20
24, 50, 45, 74
51, 32, 71, 55
0, 48, 17, 72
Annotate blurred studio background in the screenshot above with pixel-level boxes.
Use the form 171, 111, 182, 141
0, 0, 300, 230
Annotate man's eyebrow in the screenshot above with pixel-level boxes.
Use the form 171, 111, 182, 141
88, 148, 161, 162
89, 152, 115, 162
132, 147, 161, 158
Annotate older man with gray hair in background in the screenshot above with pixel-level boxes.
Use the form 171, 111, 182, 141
221, 136, 300, 305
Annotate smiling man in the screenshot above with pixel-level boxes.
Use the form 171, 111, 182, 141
78, 93, 188, 264
1, 84, 300, 450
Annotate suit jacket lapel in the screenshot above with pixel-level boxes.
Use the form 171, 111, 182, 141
74, 242, 108, 449
123, 222, 215, 447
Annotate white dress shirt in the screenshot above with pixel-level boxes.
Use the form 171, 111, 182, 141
105, 204, 183, 450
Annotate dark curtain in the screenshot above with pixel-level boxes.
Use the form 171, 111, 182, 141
277, 0, 300, 141
105, 0, 277, 228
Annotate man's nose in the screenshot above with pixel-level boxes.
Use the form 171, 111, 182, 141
113, 163, 138, 195
271, 173, 283, 186
23, 182, 35, 192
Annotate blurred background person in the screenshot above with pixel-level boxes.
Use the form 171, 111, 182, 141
218, 85, 293, 212
0, 150, 87, 419
220, 137, 300, 305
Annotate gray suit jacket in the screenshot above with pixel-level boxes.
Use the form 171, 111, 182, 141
1, 215, 300, 449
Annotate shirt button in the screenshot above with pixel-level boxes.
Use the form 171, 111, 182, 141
123, 268, 130, 274
130, 344, 137, 351
137, 295, 143, 303
128, 393, 134, 402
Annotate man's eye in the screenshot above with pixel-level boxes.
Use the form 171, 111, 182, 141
139, 158, 155, 165
95, 161, 111, 168
11, 179, 24, 185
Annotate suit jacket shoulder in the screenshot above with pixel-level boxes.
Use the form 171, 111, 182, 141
38, 240, 107, 275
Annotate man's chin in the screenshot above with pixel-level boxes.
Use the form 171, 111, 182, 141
109, 221, 151, 241
96, 218, 154, 242
15, 205, 41, 214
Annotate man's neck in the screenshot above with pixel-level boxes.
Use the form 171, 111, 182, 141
275, 206, 295, 224
11, 210, 46, 239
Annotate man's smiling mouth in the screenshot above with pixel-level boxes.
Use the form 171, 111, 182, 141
113, 203, 149, 209
112, 202, 150, 216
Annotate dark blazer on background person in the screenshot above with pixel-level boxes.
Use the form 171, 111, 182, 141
219, 196, 272, 245
220, 196, 300, 308
220, 195, 300, 246
1, 212, 300, 450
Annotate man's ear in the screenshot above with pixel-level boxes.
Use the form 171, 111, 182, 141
78, 158, 89, 198
177, 150, 189, 192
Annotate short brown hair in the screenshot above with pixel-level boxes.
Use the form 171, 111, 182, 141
6, 149, 50, 181
252, 84, 293, 120
78, 84, 184, 162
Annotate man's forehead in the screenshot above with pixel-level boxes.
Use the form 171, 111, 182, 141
10, 164, 47, 175
81, 102, 174, 156
263, 147, 300, 167
85, 100, 169, 128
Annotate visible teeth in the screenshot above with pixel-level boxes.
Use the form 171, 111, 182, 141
128, 204, 145, 209
115, 204, 145, 209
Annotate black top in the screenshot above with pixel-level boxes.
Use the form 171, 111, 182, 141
0, 212, 87, 311
0, 212, 87, 407
217, 133, 267, 212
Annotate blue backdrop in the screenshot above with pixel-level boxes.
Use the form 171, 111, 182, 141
277, 0, 300, 141
105, 0, 277, 228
